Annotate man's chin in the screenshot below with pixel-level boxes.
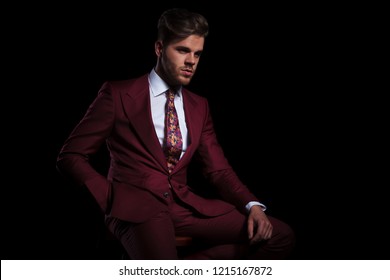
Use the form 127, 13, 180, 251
179, 77, 192, 86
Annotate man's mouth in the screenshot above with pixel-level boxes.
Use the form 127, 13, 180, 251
181, 68, 193, 76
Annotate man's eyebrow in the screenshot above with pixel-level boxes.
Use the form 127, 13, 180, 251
175, 46, 203, 53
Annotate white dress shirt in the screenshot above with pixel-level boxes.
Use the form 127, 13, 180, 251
149, 69, 188, 159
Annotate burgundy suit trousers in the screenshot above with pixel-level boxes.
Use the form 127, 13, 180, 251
105, 188, 295, 259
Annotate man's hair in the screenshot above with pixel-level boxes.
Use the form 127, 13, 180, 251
157, 8, 209, 45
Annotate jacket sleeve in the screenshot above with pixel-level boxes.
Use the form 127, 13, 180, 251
195, 99, 259, 211
56, 82, 115, 213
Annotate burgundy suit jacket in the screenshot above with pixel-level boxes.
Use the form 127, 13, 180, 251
57, 74, 259, 223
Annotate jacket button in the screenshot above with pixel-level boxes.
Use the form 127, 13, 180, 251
163, 192, 169, 198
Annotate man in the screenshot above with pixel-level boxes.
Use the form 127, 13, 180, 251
57, 8, 295, 259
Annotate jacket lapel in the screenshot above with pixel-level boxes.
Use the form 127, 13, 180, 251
172, 89, 202, 173
121, 75, 168, 171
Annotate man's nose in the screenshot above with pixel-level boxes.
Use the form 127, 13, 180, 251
185, 53, 196, 64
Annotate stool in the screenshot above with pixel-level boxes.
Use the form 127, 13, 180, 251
175, 236, 193, 247
175, 235, 193, 259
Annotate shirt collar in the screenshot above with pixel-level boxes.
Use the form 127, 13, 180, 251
149, 68, 182, 98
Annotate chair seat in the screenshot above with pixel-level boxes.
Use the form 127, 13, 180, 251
175, 236, 193, 247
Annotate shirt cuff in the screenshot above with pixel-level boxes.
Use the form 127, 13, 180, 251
245, 201, 267, 213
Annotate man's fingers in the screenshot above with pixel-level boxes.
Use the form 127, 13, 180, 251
247, 219, 254, 239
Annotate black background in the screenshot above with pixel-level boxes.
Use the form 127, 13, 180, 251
3, 3, 387, 260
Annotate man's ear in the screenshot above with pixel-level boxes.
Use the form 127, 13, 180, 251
155, 41, 163, 57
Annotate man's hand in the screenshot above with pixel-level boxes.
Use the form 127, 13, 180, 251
247, 205, 273, 245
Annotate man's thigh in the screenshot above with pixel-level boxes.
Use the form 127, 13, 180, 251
170, 199, 248, 245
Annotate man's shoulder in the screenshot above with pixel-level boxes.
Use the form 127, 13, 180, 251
99, 74, 149, 97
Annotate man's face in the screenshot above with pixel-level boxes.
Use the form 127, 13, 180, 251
156, 35, 204, 87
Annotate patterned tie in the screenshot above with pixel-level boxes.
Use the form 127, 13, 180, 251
163, 88, 183, 173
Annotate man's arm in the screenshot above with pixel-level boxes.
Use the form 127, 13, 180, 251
56, 82, 115, 212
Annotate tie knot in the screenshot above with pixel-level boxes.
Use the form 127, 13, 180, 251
167, 88, 176, 101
